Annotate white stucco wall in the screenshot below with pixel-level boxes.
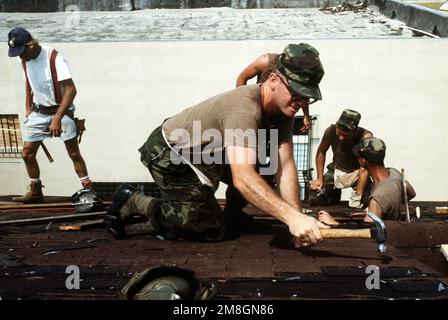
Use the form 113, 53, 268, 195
0, 39, 447, 200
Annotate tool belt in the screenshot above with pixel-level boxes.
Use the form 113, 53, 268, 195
32, 103, 86, 143
32, 103, 60, 115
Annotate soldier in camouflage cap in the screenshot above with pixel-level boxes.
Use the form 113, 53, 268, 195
236, 43, 324, 133
309, 109, 373, 209
352, 137, 386, 163
276, 43, 325, 102
318, 137, 416, 224
232, 43, 325, 218
336, 109, 361, 131
104, 44, 330, 249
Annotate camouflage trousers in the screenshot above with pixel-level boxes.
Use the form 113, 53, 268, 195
138, 125, 226, 241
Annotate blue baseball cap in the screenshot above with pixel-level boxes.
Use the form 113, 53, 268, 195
7, 27, 32, 57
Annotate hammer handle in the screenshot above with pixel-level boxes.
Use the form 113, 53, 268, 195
401, 168, 410, 222
321, 228, 371, 238
41, 142, 54, 163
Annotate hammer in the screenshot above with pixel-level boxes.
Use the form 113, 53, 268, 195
320, 211, 387, 253
401, 168, 411, 222
41, 141, 54, 163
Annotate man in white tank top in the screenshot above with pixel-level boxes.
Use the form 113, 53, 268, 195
7, 27, 92, 203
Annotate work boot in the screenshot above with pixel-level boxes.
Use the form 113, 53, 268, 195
349, 191, 363, 209
12, 181, 44, 204
103, 184, 137, 240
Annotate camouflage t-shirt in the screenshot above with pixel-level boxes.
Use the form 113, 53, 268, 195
370, 168, 413, 220
324, 124, 371, 172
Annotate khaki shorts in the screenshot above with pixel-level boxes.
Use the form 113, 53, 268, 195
24, 111, 77, 142
334, 168, 359, 189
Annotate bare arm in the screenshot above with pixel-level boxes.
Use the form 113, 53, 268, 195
364, 198, 382, 222
363, 131, 373, 139
49, 79, 77, 137
299, 105, 311, 133
226, 146, 329, 246
405, 180, 416, 200
236, 54, 271, 87
275, 137, 302, 211
310, 131, 331, 191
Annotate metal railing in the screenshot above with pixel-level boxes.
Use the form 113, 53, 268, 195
293, 115, 316, 200
0, 114, 23, 158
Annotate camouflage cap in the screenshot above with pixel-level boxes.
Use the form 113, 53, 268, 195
276, 43, 325, 100
352, 137, 386, 163
336, 109, 361, 131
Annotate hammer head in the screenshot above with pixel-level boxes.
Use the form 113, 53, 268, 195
366, 211, 387, 253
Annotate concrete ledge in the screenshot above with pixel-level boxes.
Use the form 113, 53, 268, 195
377, 0, 448, 37
244, 0, 353, 8
0, 0, 365, 12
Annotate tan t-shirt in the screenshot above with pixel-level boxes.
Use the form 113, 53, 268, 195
323, 124, 371, 172
369, 168, 414, 220
163, 84, 291, 154
162, 85, 293, 186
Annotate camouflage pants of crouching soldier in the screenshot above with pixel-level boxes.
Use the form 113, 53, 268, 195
138, 125, 226, 242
